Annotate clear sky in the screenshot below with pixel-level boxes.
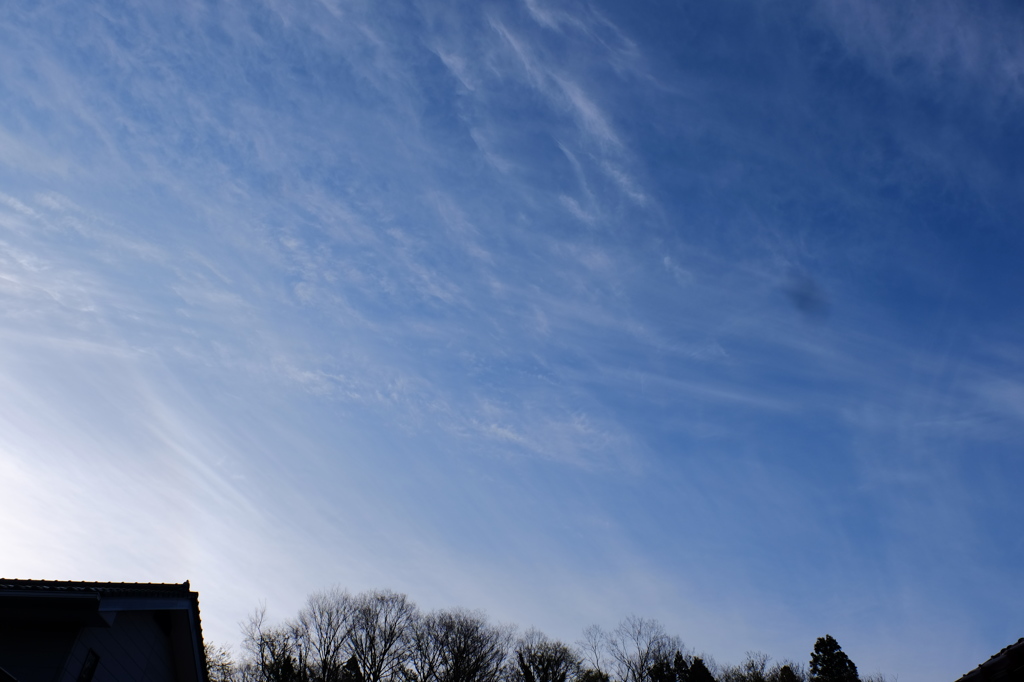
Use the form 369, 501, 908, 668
1, 1, 1023, 680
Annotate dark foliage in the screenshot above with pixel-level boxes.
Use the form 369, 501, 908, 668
776, 667, 799, 682
578, 670, 611, 682
344, 656, 367, 682
809, 636, 858, 682
648, 650, 691, 682
689, 658, 715, 682
673, 652, 690, 682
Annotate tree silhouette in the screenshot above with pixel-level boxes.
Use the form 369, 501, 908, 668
728, 652, 769, 682
514, 630, 581, 682
343, 656, 367, 682
578, 670, 610, 682
689, 658, 715, 682
296, 589, 355, 682
205, 643, 236, 682
649, 659, 675, 682
650, 650, 692, 682
233, 587, 888, 682
604, 616, 682, 682
242, 606, 303, 682
673, 652, 690, 682
350, 590, 418, 682
776, 666, 799, 682
405, 608, 509, 682
809, 636, 858, 682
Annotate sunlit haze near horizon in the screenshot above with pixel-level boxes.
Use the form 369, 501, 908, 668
2, 1, 1024, 680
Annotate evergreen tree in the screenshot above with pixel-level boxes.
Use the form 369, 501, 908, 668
673, 652, 690, 682
689, 658, 715, 682
650, 650, 693, 682
809, 636, 858, 682
649, 660, 675, 682
342, 655, 367, 682
578, 671, 610, 682
775, 666, 799, 682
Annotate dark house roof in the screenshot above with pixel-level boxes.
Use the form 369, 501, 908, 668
0, 579, 208, 682
957, 638, 1024, 682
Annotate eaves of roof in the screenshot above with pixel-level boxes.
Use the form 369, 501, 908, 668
957, 638, 1024, 682
0, 578, 195, 598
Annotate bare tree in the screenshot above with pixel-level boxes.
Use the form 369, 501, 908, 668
604, 617, 682, 682
294, 588, 356, 682
512, 629, 582, 682
405, 612, 444, 682
578, 626, 608, 677
241, 606, 303, 682
406, 608, 511, 682
232, 588, 880, 682
349, 589, 418, 682
719, 653, 771, 682
206, 642, 238, 682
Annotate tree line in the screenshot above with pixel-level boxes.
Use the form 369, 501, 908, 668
205, 588, 880, 682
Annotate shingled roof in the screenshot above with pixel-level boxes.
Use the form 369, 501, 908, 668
0, 578, 197, 598
956, 638, 1024, 682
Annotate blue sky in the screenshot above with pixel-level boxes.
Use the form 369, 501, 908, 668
2, 0, 1024, 679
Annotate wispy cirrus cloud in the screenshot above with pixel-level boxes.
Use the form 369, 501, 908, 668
3, 1, 1024, 679
814, 0, 1024, 103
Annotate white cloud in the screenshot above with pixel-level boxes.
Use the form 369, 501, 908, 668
815, 0, 1024, 105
